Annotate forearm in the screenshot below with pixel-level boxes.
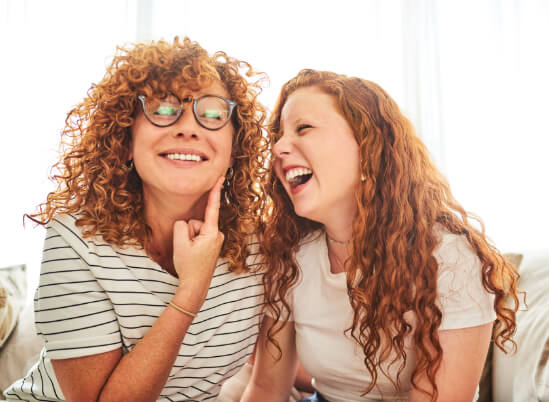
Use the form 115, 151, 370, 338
99, 204, 225, 401
241, 381, 292, 402
97, 302, 192, 401
241, 316, 298, 402
99, 289, 199, 401
295, 362, 314, 393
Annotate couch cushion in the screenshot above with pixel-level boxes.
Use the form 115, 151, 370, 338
0, 300, 44, 393
477, 253, 524, 402
492, 250, 549, 401
0, 264, 27, 348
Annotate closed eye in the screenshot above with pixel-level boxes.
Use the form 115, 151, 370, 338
297, 124, 312, 133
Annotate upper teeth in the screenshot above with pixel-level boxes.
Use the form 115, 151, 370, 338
166, 153, 202, 162
286, 167, 312, 182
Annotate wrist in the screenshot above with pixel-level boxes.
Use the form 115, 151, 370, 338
172, 289, 204, 313
168, 300, 197, 318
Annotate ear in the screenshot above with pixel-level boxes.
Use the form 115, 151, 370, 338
127, 128, 134, 161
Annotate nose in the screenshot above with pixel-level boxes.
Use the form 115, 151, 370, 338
173, 105, 200, 139
273, 133, 292, 159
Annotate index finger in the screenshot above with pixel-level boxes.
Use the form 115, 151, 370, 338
202, 175, 225, 234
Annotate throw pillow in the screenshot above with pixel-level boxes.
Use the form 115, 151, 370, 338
0, 264, 27, 348
477, 252, 524, 402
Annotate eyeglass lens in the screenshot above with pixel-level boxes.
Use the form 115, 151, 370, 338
143, 94, 232, 129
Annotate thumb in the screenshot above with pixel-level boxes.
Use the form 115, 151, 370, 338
188, 219, 203, 239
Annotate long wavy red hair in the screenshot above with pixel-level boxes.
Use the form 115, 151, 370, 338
27, 37, 269, 273
261, 69, 520, 398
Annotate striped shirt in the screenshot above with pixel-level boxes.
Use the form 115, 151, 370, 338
5, 214, 264, 401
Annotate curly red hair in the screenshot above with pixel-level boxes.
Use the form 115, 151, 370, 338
27, 37, 269, 273
261, 69, 520, 399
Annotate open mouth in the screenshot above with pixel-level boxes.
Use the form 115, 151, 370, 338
285, 167, 313, 189
162, 153, 208, 162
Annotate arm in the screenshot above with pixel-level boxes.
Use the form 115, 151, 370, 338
241, 315, 299, 402
52, 294, 199, 402
247, 335, 313, 394
52, 177, 226, 402
295, 362, 315, 393
409, 322, 493, 402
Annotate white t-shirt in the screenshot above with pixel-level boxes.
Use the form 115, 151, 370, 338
287, 230, 496, 402
5, 214, 264, 401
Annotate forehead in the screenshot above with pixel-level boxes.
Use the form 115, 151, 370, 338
170, 79, 231, 99
198, 80, 230, 98
280, 86, 340, 126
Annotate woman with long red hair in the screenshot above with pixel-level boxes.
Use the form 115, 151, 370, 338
243, 69, 519, 401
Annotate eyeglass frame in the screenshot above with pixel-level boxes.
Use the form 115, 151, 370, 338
137, 92, 237, 131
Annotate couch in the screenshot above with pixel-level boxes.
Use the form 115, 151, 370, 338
2, 251, 548, 401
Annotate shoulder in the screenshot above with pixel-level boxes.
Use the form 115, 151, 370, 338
46, 213, 131, 266
433, 225, 481, 292
433, 226, 484, 288
48, 213, 83, 236
432, 226, 496, 330
46, 213, 91, 252
433, 227, 479, 270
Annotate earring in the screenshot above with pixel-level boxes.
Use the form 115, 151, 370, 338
223, 166, 234, 205
359, 158, 366, 182
124, 159, 134, 172
226, 166, 234, 180
223, 187, 231, 205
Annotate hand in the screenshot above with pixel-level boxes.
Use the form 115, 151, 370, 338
172, 176, 225, 311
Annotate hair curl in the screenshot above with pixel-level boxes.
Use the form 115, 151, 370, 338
27, 37, 269, 273
261, 69, 520, 399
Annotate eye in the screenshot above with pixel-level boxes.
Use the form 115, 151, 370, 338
297, 123, 312, 133
153, 105, 178, 116
199, 109, 224, 120
148, 96, 180, 117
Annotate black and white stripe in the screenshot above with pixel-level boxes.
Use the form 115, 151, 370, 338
5, 214, 264, 401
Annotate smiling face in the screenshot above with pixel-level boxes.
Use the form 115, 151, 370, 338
273, 86, 361, 224
130, 81, 234, 206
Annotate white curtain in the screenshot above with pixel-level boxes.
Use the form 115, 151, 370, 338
434, 0, 549, 253
1, 0, 547, 295
0, 0, 139, 294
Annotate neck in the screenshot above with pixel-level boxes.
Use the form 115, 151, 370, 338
324, 222, 353, 275
143, 190, 209, 270
323, 212, 354, 247
317, 202, 357, 274
326, 237, 350, 274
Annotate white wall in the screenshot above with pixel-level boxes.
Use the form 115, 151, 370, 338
1, 0, 547, 297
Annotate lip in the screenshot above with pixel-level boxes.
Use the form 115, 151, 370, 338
279, 164, 313, 195
281, 164, 310, 175
290, 178, 311, 195
159, 148, 209, 162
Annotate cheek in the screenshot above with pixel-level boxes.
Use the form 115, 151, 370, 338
273, 159, 285, 182
221, 128, 235, 160
224, 140, 234, 166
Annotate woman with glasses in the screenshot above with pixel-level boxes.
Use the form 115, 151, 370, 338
5, 37, 268, 401
242, 69, 520, 401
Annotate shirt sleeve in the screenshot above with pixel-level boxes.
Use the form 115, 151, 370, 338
34, 223, 122, 360
435, 232, 496, 330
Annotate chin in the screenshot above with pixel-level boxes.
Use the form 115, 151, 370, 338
292, 202, 319, 223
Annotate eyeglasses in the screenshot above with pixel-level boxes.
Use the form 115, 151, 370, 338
137, 92, 237, 130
